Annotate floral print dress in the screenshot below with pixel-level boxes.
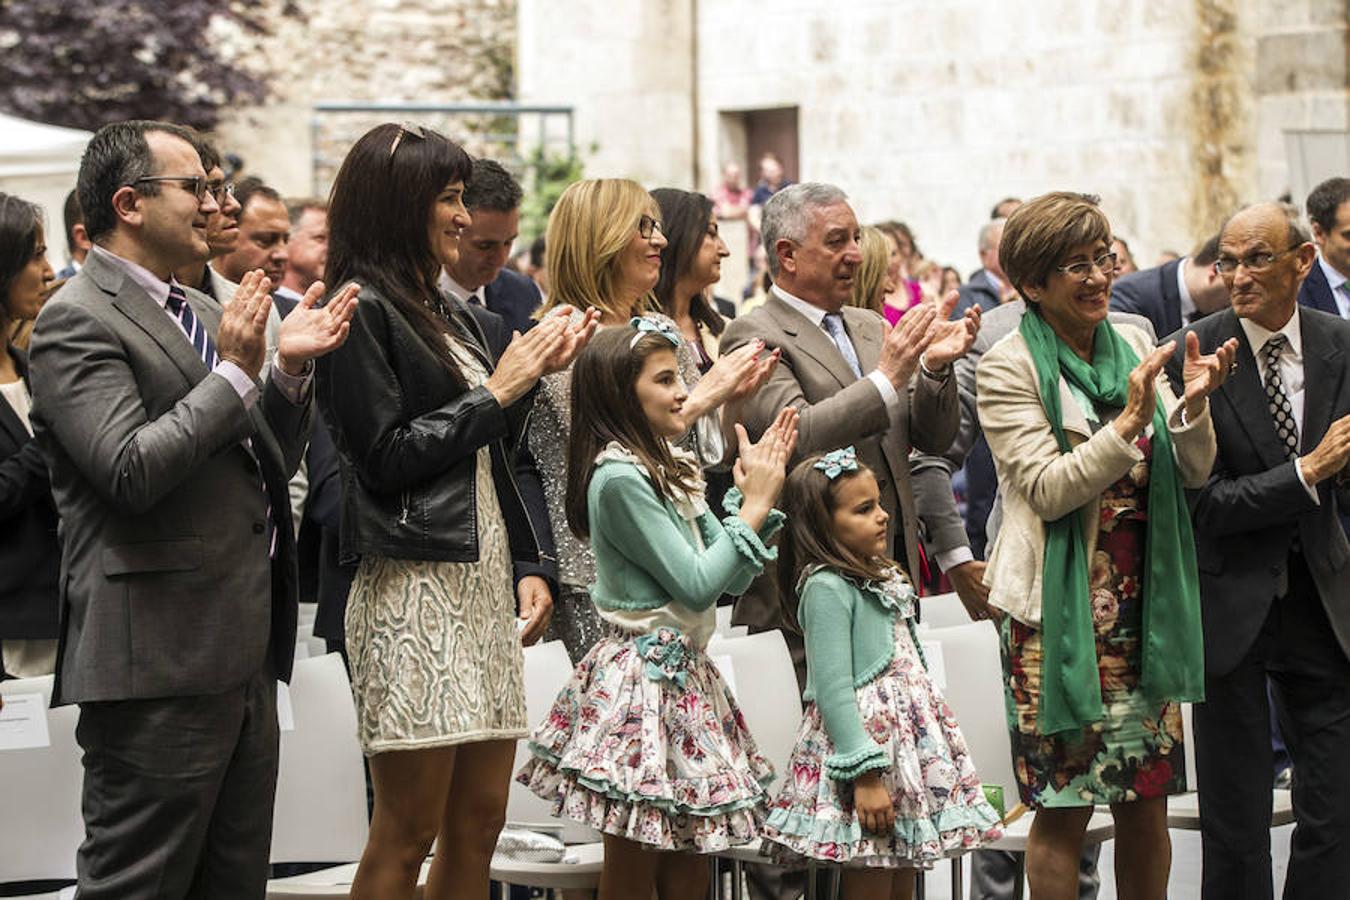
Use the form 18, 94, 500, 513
762, 573, 1002, 867
1000, 435, 1188, 807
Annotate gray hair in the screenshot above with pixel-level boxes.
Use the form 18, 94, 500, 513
978, 218, 1006, 253
761, 182, 850, 278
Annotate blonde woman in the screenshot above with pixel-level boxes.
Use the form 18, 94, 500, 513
532, 179, 773, 661
848, 225, 893, 318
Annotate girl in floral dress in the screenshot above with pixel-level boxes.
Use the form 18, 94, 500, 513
763, 448, 1002, 899
517, 319, 795, 898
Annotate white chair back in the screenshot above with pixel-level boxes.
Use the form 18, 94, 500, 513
1181, 702, 1198, 791
916, 591, 976, 631
270, 653, 368, 864
508, 640, 599, 844
707, 630, 803, 782
0, 675, 83, 881
927, 621, 1019, 805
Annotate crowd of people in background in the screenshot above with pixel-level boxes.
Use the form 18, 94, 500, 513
2, 116, 1349, 900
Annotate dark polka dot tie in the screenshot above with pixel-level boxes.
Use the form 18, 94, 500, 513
1261, 334, 1299, 461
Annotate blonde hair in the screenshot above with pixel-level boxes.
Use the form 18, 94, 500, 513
848, 225, 889, 315
540, 178, 656, 320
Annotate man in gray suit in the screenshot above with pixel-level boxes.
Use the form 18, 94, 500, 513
721, 182, 977, 676
28, 120, 357, 899
910, 299, 1155, 900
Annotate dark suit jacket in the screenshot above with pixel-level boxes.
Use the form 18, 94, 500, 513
951, 269, 1001, 319
1164, 307, 1350, 676
1111, 258, 1185, 338
0, 345, 61, 640
484, 268, 543, 336
29, 249, 312, 705
1298, 259, 1340, 317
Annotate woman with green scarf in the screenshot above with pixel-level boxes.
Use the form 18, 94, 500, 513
975, 192, 1237, 900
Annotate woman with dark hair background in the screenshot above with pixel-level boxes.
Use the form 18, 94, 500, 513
0, 192, 60, 681
317, 123, 595, 899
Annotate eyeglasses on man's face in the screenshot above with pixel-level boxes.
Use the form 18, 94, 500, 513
1056, 252, 1118, 281
128, 175, 212, 201
207, 181, 235, 203
1214, 245, 1301, 276
638, 215, 663, 240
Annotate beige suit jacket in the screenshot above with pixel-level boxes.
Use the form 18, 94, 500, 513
976, 322, 1215, 626
720, 294, 958, 635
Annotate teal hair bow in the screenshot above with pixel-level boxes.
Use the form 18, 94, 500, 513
630, 316, 682, 348
814, 445, 859, 479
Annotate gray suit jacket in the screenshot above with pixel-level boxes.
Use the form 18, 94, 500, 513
911, 300, 1156, 561
720, 294, 958, 631
29, 249, 311, 705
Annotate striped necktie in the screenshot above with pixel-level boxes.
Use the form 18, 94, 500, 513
165, 283, 277, 558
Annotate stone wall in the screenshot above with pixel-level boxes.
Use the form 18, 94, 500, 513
215, 0, 516, 197
519, 0, 1348, 275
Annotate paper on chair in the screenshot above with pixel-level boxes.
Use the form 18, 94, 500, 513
277, 683, 295, 732
711, 654, 739, 701
0, 693, 51, 750
920, 640, 947, 691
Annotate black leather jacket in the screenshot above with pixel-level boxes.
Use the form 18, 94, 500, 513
315, 288, 557, 590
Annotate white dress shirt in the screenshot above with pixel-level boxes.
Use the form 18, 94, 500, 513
1319, 256, 1350, 319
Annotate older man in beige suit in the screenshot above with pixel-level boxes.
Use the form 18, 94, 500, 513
721, 182, 978, 680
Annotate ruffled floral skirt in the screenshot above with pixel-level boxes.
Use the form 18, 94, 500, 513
516, 627, 774, 852
762, 620, 1002, 867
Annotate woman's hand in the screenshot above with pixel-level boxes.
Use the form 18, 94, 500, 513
516, 575, 553, 646
732, 407, 798, 530
1113, 342, 1174, 443
852, 771, 895, 835
1181, 331, 1238, 421
684, 340, 769, 420
486, 309, 597, 408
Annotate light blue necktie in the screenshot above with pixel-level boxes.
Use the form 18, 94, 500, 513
822, 312, 863, 378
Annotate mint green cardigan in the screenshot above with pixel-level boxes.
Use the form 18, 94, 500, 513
588, 461, 784, 614
799, 568, 925, 781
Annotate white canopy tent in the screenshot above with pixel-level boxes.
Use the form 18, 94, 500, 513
0, 113, 92, 270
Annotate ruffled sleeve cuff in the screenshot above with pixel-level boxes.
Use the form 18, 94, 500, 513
824, 745, 889, 782
722, 487, 787, 539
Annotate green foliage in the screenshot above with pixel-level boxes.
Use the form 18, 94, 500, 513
519, 144, 587, 244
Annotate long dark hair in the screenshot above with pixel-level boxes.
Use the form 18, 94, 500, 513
776, 453, 897, 632
651, 188, 725, 337
565, 325, 701, 539
325, 123, 474, 383
0, 193, 43, 329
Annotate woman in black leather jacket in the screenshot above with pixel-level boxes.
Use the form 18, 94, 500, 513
316, 123, 595, 900
0, 192, 59, 680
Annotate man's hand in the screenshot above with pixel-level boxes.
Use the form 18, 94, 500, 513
275, 279, 360, 376
876, 303, 936, 390
922, 290, 981, 370
947, 560, 999, 622
216, 270, 273, 377
1181, 331, 1238, 422
517, 575, 553, 646
1301, 414, 1350, 485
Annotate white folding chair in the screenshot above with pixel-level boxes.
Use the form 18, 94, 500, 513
265, 653, 369, 898
492, 639, 604, 890
929, 621, 1116, 899
0, 675, 83, 890
916, 590, 976, 631
1166, 702, 1294, 829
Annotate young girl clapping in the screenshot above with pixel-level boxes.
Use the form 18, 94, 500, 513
517, 318, 796, 899
763, 448, 1002, 899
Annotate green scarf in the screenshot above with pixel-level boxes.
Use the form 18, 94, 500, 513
1018, 310, 1205, 735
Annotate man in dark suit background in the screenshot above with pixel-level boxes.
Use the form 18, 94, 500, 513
1298, 177, 1350, 318
28, 120, 357, 898
438, 157, 543, 334
1110, 232, 1228, 336
1163, 202, 1350, 900
952, 217, 1011, 318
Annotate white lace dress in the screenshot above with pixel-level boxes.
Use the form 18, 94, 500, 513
344, 335, 527, 755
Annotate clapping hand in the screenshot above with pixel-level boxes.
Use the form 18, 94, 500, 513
1113, 342, 1174, 442
1181, 332, 1238, 420
486, 308, 597, 408
275, 279, 360, 376
877, 303, 936, 389
732, 407, 799, 530
216, 270, 274, 378
922, 289, 981, 369
686, 340, 782, 419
